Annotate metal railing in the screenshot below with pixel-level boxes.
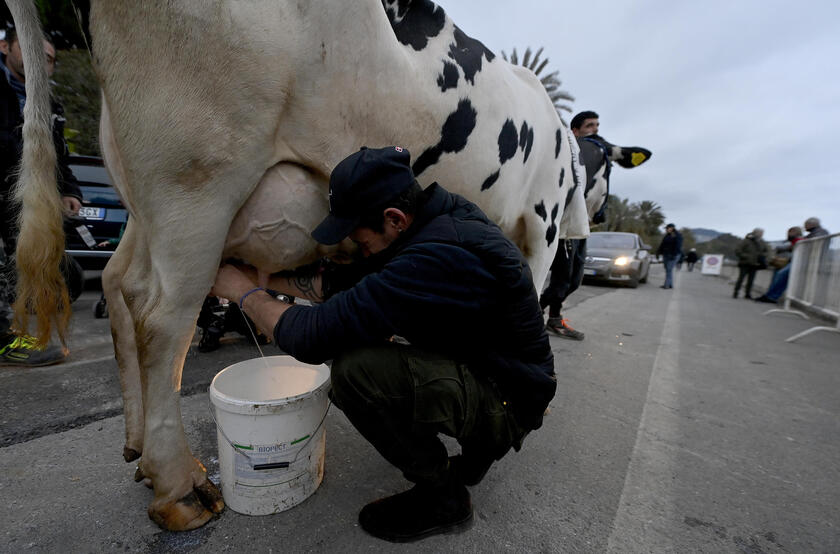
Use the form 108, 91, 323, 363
764, 233, 840, 342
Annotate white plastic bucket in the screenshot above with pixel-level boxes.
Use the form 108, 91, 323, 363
209, 355, 331, 515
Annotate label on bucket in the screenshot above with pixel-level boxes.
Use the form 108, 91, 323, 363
234, 432, 316, 485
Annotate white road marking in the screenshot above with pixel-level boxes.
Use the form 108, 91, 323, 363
606, 283, 682, 552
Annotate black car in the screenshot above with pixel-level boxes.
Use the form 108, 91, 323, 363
582, 232, 652, 288
65, 155, 127, 271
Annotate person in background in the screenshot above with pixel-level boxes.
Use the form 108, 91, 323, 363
656, 223, 682, 289
756, 219, 828, 304
732, 228, 769, 299
0, 28, 82, 367
685, 248, 699, 271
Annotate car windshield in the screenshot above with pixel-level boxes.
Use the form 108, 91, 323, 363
589, 234, 636, 249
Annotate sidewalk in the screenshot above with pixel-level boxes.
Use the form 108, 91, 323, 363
1, 267, 837, 553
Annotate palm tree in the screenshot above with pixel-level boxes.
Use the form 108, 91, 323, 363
635, 200, 665, 238
501, 46, 575, 123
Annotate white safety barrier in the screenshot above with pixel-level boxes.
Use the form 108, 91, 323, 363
763, 233, 840, 342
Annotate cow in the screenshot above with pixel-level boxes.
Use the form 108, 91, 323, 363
6, 0, 591, 530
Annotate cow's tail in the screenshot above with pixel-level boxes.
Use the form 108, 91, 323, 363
5, 0, 71, 345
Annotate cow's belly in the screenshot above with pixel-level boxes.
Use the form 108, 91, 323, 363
223, 163, 344, 272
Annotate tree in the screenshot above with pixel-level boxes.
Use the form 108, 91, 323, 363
501, 46, 575, 123
679, 227, 696, 252
696, 233, 741, 261
591, 194, 666, 247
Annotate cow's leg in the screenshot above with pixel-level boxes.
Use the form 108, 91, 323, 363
102, 221, 145, 462
119, 219, 230, 531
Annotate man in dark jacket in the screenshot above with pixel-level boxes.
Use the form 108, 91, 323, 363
732, 228, 769, 299
656, 223, 683, 289
0, 29, 82, 366
211, 146, 555, 542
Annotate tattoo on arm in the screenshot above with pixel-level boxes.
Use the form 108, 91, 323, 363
288, 274, 325, 303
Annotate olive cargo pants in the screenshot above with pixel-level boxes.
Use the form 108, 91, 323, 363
330, 343, 525, 485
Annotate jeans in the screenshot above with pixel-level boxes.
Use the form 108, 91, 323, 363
329, 343, 525, 485
663, 256, 678, 288
764, 265, 790, 301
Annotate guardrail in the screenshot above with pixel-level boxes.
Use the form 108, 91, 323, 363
763, 232, 840, 342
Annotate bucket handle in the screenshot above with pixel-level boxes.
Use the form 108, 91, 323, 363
209, 396, 332, 470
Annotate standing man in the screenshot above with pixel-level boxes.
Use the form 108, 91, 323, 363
656, 223, 683, 289
539, 110, 599, 341
211, 147, 555, 543
1, 28, 82, 366
732, 228, 769, 299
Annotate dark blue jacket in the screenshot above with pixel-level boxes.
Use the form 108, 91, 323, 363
657, 231, 683, 259
275, 183, 556, 431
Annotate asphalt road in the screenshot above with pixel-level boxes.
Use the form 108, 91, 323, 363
1, 266, 837, 553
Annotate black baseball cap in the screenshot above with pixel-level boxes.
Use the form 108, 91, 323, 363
311, 146, 415, 245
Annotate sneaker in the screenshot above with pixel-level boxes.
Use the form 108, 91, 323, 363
546, 317, 585, 340
358, 481, 473, 542
0, 334, 65, 367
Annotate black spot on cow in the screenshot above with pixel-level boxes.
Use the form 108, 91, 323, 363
437, 60, 459, 91
517, 122, 534, 163
555, 128, 563, 158
564, 184, 578, 208
382, 0, 446, 51
558, 168, 565, 189
524, 127, 534, 163
545, 203, 559, 246
412, 99, 477, 177
481, 170, 500, 191
534, 200, 547, 221
447, 26, 495, 85
498, 119, 518, 164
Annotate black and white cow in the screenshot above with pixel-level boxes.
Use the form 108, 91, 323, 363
8, 0, 589, 530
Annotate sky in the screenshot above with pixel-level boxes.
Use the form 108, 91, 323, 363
443, 0, 840, 241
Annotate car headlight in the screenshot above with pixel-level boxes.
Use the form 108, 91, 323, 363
614, 256, 630, 266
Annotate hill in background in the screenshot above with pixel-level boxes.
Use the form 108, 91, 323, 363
690, 228, 722, 243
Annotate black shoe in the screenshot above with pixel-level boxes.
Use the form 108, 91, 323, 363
198, 326, 223, 353
358, 482, 473, 542
545, 317, 584, 340
755, 295, 777, 304
450, 452, 495, 486
732, 292, 738, 298
744, 294, 753, 300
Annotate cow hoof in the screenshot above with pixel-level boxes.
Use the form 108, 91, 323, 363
195, 479, 225, 514
149, 490, 216, 531
134, 466, 152, 488
124, 446, 141, 462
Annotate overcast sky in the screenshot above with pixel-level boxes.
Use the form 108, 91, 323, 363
443, 0, 839, 240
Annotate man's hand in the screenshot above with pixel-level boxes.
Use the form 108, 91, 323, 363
62, 196, 82, 216
211, 264, 258, 304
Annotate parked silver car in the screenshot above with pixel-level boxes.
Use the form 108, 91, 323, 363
583, 232, 652, 288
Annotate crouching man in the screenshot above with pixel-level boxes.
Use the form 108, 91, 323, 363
211, 146, 556, 542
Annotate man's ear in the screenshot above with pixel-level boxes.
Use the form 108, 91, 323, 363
383, 207, 408, 230
0, 40, 9, 55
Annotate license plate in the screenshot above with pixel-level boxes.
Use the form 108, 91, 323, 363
79, 206, 104, 220
583, 269, 596, 276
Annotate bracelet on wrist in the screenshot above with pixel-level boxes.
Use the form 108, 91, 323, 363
238, 287, 265, 310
